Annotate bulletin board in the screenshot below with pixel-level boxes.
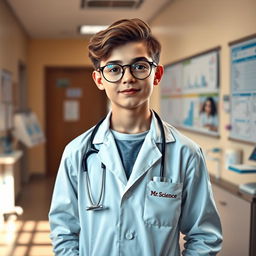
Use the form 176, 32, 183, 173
160, 47, 220, 136
229, 34, 256, 144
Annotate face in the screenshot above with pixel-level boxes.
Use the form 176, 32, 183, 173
205, 100, 212, 114
92, 41, 163, 112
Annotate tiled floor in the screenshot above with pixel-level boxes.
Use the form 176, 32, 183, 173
0, 176, 55, 256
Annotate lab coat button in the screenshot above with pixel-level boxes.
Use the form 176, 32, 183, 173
125, 232, 134, 240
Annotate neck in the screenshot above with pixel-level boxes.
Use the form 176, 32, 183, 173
110, 107, 151, 134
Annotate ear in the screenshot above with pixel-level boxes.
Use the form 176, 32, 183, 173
153, 65, 164, 86
92, 70, 105, 90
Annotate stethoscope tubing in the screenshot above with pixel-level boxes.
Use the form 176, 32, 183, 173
85, 163, 106, 211
83, 110, 166, 210
153, 111, 166, 179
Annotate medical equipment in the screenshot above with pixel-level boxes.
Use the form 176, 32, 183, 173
225, 148, 242, 170
82, 111, 166, 211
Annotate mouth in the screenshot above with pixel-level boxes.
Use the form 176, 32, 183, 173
119, 88, 140, 95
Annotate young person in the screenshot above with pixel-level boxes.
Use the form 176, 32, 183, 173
200, 97, 218, 132
49, 18, 222, 255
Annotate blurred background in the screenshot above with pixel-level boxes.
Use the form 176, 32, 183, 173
0, 0, 255, 255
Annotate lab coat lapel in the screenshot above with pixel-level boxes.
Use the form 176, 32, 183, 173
125, 134, 162, 191
92, 112, 128, 186
98, 132, 128, 186
92, 111, 175, 193
124, 111, 175, 192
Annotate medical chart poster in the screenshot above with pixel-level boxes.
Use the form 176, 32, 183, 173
161, 94, 219, 135
160, 48, 220, 136
229, 35, 256, 143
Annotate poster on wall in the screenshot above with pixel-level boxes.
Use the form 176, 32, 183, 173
160, 47, 220, 136
0, 69, 13, 131
229, 34, 256, 143
64, 100, 80, 121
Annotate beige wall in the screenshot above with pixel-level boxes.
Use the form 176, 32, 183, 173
27, 0, 256, 185
0, 0, 28, 140
27, 39, 92, 174
0, 1, 28, 100
0, 1, 28, 93
2, 0, 255, 184
150, 0, 256, 184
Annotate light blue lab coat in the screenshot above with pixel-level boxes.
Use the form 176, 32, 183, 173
49, 111, 222, 256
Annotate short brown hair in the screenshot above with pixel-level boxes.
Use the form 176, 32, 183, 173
88, 18, 161, 69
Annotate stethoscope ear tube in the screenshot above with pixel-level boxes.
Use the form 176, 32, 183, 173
83, 116, 106, 172
153, 110, 166, 179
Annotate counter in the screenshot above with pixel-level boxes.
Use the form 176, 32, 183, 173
0, 150, 23, 220
210, 175, 256, 256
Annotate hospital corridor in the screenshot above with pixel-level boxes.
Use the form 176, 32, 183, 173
0, 177, 54, 256
0, 0, 256, 255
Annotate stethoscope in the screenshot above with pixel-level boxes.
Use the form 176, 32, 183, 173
82, 110, 166, 211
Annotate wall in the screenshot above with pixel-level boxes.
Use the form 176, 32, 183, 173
27, 39, 92, 174
0, 1, 28, 80
151, 0, 256, 184
27, 0, 256, 185
0, 0, 28, 140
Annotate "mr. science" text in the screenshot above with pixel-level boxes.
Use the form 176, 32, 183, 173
150, 190, 177, 199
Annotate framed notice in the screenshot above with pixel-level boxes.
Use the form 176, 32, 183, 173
229, 34, 256, 144
0, 69, 13, 131
160, 47, 220, 136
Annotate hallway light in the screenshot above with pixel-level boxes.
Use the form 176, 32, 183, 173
79, 25, 108, 34
81, 0, 144, 9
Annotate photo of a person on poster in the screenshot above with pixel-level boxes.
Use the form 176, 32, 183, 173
200, 96, 218, 132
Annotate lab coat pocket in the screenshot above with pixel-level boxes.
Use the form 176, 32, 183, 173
143, 180, 183, 227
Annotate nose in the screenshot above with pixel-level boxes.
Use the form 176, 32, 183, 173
122, 66, 135, 83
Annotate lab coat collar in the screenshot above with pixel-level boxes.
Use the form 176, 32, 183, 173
92, 110, 176, 145
92, 111, 176, 188
92, 111, 112, 144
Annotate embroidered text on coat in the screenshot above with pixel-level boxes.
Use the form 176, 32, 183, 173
150, 190, 177, 198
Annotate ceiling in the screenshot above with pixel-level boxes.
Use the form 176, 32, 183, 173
6, 0, 172, 38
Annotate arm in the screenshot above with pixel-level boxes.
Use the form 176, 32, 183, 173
180, 148, 222, 256
48, 149, 80, 255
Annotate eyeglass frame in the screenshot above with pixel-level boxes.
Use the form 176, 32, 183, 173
96, 59, 158, 83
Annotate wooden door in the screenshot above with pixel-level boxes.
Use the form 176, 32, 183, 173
45, 67, 107, 176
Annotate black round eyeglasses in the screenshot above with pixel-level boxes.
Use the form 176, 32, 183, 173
97, 60, 158, 83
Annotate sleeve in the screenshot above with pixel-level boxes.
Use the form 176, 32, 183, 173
48, 148, 80, 256
179, 148, 223, 256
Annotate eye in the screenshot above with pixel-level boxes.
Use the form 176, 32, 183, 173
132, 62, 150, 71
105, 64, 121, 73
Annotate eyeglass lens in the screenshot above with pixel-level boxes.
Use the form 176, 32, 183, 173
102, 61, 153, 82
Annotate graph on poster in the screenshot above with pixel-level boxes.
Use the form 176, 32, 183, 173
160, 48, 220, 136
230, 35, 256, 143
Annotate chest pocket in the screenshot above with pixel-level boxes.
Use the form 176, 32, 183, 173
143, 180, 183, 227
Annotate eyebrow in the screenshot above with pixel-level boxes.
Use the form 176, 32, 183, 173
105, 57, 152, 66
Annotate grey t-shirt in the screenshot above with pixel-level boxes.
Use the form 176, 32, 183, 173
111, 130, 148, 179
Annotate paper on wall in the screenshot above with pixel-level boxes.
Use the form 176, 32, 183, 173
64, 100, 80, 121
